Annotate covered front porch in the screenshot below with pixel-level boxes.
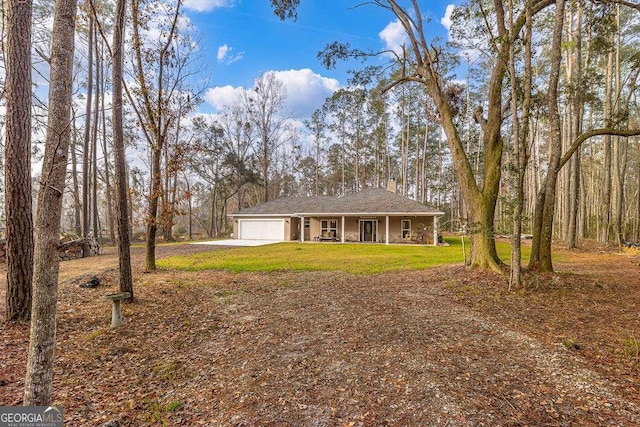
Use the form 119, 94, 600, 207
298, 215, 439, 245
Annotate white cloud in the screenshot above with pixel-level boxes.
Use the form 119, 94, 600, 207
204, 85, 246, 111
204, 69, 340, 119
379, 20, 409, 58
441, 4, 456, 30
216, 44, 244, 64
183, 0, 232, 13
268, 69, 340, 118
217, 44, 229, 61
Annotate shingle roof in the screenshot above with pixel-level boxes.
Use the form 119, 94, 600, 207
231, 188, 444, 216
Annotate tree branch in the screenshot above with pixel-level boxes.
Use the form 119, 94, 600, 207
560, 128, 640, 169
593, 0, 640, 12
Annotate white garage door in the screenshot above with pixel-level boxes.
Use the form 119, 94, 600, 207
238, 219, 285, 240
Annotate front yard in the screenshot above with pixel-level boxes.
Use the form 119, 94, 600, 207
158, 237, 531, 274
0, 242, 638, 426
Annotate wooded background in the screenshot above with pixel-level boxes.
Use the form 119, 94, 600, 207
2, 0, 640, 405
0, 0, 638, 245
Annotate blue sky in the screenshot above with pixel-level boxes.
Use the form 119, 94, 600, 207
183, 1, 455, 118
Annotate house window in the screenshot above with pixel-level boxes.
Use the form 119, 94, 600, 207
321, 219, 338, 238
402, 220, 411, 239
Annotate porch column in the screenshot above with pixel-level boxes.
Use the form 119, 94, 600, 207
385, 216, 389, 245
341, 216, 345, 243
433, 216, 438, 246
300, 216, 304, 242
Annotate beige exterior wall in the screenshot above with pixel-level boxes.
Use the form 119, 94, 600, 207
288, 217, 300, 240
308, 217, 342, 240
387, 216, 434, 244
306, 215, 437, 244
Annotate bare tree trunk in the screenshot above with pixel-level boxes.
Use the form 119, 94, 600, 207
420, 118, 429, 204
530, 0, 565, 272
567, 134, 582, 247
637, 160, 640, 241
82, 16, 94, 256
146, 146, 162, 270
509, 0, 532, 289
210, 188, 216, 237
162, 136, 172, 241
600, 43, 614, 243
400, 88, 408, 196
613, 5, 626, 243
91, 43, 100, 240
70, 120, 82, 236
567, 0, 583, 249
101, 41, 115, 243
184, 174, 193, 240
4, 0, 33, 322
112, 0, 134, 298
130, 0, 182, 270
24, 0, 77, 403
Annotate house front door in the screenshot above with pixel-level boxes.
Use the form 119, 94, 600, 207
359, 220, 377, 242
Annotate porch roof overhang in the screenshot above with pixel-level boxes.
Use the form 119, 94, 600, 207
230, 213, 293, 218
230, 211, 446, 218
293, 211, 446, 217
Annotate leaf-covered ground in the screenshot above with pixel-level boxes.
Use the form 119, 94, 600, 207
1, 242, 639, 426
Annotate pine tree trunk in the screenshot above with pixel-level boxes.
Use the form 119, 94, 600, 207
5, 0, 33, 322
600, 44, 614, 243
24, 0, 77, 403
82, 17, 93, 256
70, 124, 82, 236
613, 5, 626, 243
101, 48, 116, 243
637, 164, 640, 241
567, 1, 583, 249
530, 0, 565, 272
91, 55, 100, 239
112, 0, 134, 298
509, 0, 532, 289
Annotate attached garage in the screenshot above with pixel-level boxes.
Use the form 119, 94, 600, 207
237, 219, 285, 241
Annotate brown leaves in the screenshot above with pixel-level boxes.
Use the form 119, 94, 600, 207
1, 243, 640, 425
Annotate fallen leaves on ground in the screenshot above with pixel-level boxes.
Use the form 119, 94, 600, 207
0, 242, 639, 426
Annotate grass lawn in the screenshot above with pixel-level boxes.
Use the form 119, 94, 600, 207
158, 237, 532, 274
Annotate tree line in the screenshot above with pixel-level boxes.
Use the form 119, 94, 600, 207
1, 0, 639, 405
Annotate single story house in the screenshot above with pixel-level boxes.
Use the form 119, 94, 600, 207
229, 187, 445, 245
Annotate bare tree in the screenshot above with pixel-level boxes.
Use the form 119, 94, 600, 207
81, 13, 94, 254
129, 0, 201, 270
244, 72, 294, 202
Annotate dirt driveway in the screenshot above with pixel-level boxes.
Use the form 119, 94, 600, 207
1, 243, 639, 426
